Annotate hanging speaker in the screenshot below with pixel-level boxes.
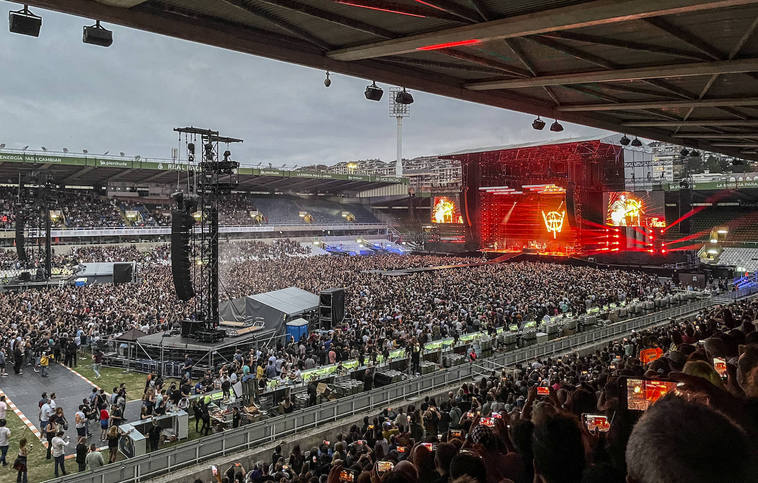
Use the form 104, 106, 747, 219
15, 207, 27, 263
566, 184, 576, 228
679, 188, 692, 235
171, 210, 195, 300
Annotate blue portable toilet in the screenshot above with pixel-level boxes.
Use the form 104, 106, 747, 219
285, 318, 309, 342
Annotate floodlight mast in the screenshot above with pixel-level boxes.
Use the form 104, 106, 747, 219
389, 87, 410, 177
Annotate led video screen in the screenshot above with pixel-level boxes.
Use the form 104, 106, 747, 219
604, 191, 665, 228
432, 196, 463, 224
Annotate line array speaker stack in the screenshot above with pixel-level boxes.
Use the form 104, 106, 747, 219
113, 262, 135, 285
319, 288, 345, 330
14, 204, 27, 263
171, 210, 195, 301
679, 186, 692, 235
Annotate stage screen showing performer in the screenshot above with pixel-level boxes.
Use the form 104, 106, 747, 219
604, 191, 666, 228
432, 196, 463, 224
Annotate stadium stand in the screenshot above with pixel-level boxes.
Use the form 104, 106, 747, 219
717, 247, 758, 273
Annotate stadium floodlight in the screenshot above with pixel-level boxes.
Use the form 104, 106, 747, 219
631, 137, 642, 147
395, 88, 414, 105
9, 5, 42, 37
324, 71, 331, 87
365, 81, 383, 101
62, 148, 68, 153
680, 148, 690, 157
83, 20, 113, 47
619, 135, 630, 146
41, 146, 46, 151
82, 149, 88, 154
120, 152, 125, 157
549, 119, 564, 132
532, 116, 545, 130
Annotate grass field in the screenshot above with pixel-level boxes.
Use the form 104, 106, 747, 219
72, 356, 187, 401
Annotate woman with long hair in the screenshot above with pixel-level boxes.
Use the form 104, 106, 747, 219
13, 438, 29, 483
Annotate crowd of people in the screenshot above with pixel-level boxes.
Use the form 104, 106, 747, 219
209, 298, 758, 483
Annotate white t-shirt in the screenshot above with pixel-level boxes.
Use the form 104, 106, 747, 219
0, 401, 7, 420
0, 427, 10, 446
40, 403, 53, 422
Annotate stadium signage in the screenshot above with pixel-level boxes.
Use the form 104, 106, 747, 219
98, 159, 130, 168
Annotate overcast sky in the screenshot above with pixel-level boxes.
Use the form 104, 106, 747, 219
0, 6, 611, 166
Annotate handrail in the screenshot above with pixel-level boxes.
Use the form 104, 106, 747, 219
43, 295, 726, 483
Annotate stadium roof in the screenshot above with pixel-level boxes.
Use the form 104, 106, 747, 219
12, 0, 758, 162
0, 150, 404, 194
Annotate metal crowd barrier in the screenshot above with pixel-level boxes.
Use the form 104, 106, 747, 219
43, 296, 722, 483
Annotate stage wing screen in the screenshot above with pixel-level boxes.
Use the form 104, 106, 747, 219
432, 196, 463, 224
604, 191, 665, 227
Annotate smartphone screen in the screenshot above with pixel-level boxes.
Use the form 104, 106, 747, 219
396, 446, 407, 453
536, 386, 550, 396
448, 429, 462, 439
480, 417, 495, 427
623, 377, 678, 411
421, 443, 434, 451
211, 465, 218, 476
582, 414, 610, 432
339, 470, 355, 483
713, 357, 727, 379
377, 461, 394, 473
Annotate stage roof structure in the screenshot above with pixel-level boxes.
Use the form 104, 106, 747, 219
220, 286, 319, 328
13, 1, 758, 161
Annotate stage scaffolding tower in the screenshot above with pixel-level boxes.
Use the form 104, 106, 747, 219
173, 127, 242, 341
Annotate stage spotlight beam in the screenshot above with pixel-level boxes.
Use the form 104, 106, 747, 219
9, 5, 42, 37
83, 20, 113, 47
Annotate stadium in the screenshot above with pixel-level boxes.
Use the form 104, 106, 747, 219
1, 2, 758, 483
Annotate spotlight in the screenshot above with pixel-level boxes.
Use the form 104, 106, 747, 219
395, 88, 414, 105
619, 135, 630, 146
532, 116, 545, 130
690, 150, 700, 157
631, 137, 642, 147
549, 119, 564, 132
62, 148, 68, 153
223, 150, 231, 161
680, 148, 689, 157
9, 5, 42, 37
83, 21, 113, 47
324, 71, 331, 88
364, 81, 383, 101
82, 149, 88, 154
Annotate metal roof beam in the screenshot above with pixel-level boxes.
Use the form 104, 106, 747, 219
438, 49, 532, 77
643, 17, 724, 60
412, 0, 482, 23
710, 143, 758, 147
558, 97, 758, 111
256, 0, 396, 39
466, 58, 758, 89
504, 38, 561, 105
675, 133, 758, 138
624, 120, 758, 126
328, 0, 758, 61
539, 31, 711, 61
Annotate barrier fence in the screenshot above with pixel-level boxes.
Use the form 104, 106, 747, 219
44, 296, 721, 483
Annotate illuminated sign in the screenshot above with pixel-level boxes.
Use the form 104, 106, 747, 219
542, 210, 565, 239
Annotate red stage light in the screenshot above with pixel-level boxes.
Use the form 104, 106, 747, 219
417, 39, 480, 50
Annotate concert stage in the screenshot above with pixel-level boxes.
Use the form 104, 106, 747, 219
433, 135, 698, 262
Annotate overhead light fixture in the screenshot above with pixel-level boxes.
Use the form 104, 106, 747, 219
619, 135, 630, 146
324, 71, 331, 88
9, 5, 42, 37
549, 119, 563, 132
223, 150, 232, 161
631, 137, 642, 147
82, 149, 88, 154
690, 150, 700, 157
532, 116, 545, 130
364, 81, 383, 101
680, 148, 689, 157
83, 20, 113, 47
395, 87, 414, 105
41, 146, 47, 151
62, 148, 68, 153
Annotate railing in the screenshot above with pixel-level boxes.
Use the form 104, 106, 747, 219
0, 224, 389, 238
45, 296, 723, 483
